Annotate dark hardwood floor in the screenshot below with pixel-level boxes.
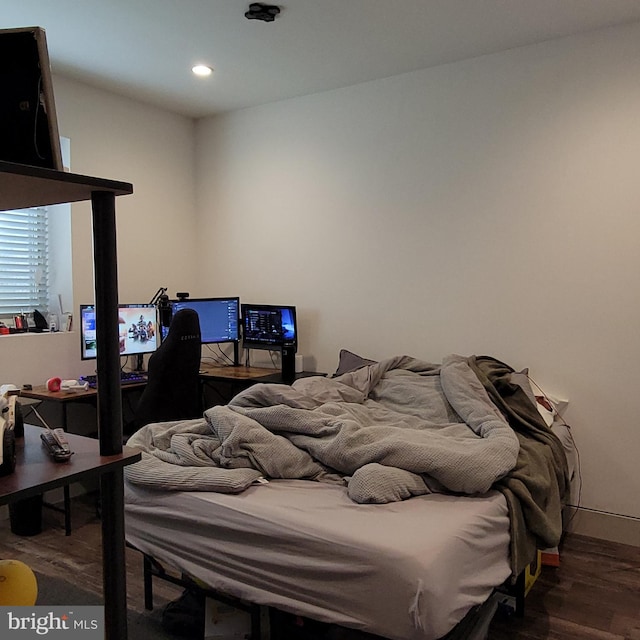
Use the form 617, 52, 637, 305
0, 493, 182, 614
489, 535, 640, 640
1, 493, 639, 639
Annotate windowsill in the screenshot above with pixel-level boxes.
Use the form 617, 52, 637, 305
0, 330, 75, 338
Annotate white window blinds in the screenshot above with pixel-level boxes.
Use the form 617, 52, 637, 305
0, 207, 49, 317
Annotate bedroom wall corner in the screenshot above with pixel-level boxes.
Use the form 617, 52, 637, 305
191, 20, 640, 533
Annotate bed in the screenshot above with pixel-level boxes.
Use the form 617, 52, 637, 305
123, 352, 571, 640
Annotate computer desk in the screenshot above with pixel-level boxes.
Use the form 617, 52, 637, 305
20, 366, 324, 431
20, 382, 146, 436
198, 364, 324, 406
199, 364, 286, 381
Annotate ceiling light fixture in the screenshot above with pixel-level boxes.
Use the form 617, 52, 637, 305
192, 64, 213, 77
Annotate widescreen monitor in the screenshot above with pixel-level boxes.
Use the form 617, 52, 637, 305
168, 297, 240, 345
241, 304, 297, 351
80, 303, 159, 360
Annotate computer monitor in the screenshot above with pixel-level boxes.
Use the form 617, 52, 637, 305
168, 297, 240, 345
80, 303, 159, 360
241, 304, 297, 351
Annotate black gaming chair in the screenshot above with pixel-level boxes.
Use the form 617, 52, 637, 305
131, 308, 202, 432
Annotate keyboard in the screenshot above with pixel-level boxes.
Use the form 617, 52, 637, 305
80, 371, 148, 389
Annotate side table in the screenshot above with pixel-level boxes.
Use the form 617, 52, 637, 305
0, 425, 141, 631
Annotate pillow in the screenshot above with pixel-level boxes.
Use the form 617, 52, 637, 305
333, 349, 377, 377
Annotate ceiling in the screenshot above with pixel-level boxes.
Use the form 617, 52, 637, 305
3, 0, 640, 119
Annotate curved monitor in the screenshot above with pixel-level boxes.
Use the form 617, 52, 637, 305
169, 297, 240, 345
80, 303, 159, 360
241, 304, 297, 351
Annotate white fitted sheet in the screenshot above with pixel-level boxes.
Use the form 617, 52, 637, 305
124, 479, 510, 640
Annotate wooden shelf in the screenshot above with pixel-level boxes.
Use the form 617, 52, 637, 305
0, 160, 132, 211
0, 161, 134, 639
0, 425, 141, 506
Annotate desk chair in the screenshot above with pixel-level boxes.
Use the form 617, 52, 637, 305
130, 308, 202, 432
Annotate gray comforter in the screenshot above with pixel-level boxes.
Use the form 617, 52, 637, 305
125, 354, 520, 502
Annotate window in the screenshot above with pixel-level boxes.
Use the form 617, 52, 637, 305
0, 137, 72, 326
0, 206, 50, 317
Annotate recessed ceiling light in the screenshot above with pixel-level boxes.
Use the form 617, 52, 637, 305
192, 65, 213, 77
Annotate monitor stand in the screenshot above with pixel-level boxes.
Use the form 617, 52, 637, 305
281, 343, 296, 383
134, 354, 145, 372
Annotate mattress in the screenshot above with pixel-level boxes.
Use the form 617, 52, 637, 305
124, 479, 510, 640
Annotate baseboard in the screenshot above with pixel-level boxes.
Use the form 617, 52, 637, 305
564, 506, 640, 547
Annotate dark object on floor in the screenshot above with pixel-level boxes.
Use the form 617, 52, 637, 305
161, 588, 205, 638
8, 493, 43, 536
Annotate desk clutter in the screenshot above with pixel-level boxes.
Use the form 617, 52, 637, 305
46, 377, 89, 392
0, 309, 72, 335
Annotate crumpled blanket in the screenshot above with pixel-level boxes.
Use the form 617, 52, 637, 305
125, 353, 572, 577
125, 354, 520, 504
470, 355, 569, 578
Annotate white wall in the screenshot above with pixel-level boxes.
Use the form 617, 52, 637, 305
53, 76, 199, 306
0, 77, 198, 384
194, 22, 640, 522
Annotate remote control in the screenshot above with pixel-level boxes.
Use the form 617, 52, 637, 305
51, 428, 71, 453
41, 429, 73, 462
